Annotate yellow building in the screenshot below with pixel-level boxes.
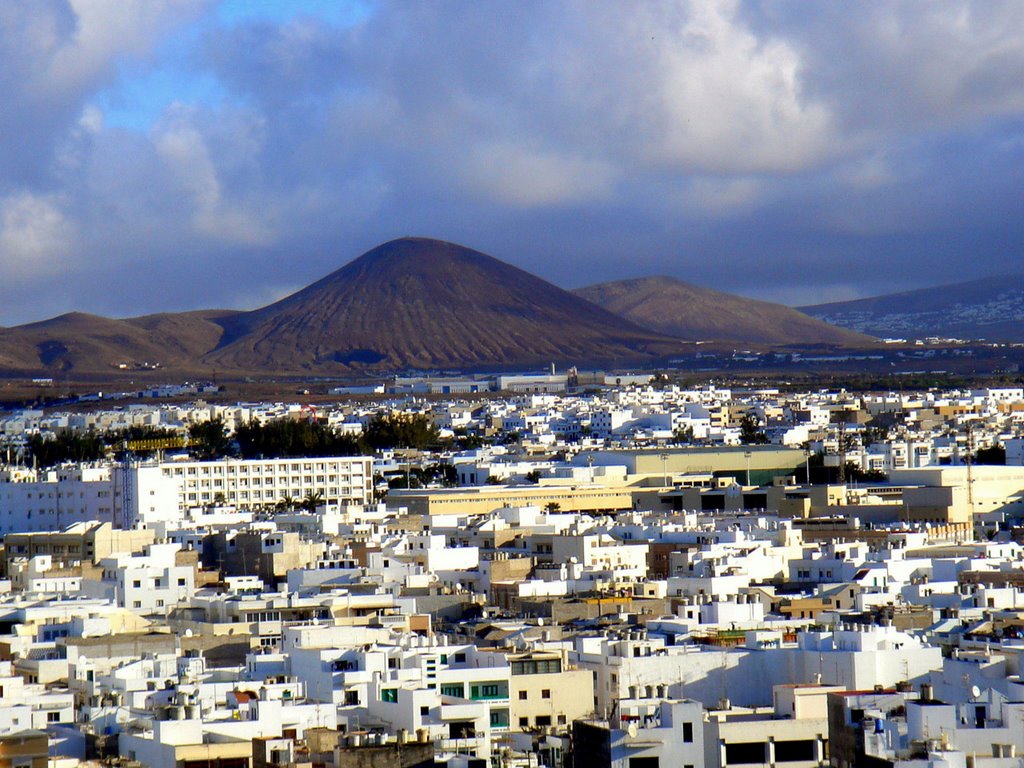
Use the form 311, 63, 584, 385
508, 652, 595, 731
0, 731, 48, 768
388, 484, 638, 517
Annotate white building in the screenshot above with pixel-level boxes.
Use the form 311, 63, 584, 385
0, 464, 178, 534
155, 456, 373, 510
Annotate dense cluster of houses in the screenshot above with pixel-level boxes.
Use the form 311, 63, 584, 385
2, 383, 1024, 767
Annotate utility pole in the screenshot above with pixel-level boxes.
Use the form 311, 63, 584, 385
965, 423, 976, 522
837, 417, 848, 486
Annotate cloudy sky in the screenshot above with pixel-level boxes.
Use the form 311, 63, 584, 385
1, 0, 1022, 325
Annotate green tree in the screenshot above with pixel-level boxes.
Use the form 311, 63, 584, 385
498, 431, 521, 446
301, 491, 325, 512
28, 430, 106, 467
738, 414, 769, 445
672, 425, 695, 444
235, 418, 361, 459
975, 444, 1006, 465
275, 495, 297, 512
362, 412, 440, 450
861, 424, 889, 448
188, 418, 235, 460
421, 463, 458, 487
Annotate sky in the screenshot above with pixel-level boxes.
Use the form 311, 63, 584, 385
1, 0, 1023, 325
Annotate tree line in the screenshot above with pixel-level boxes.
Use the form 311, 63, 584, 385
189, 412, 446, 460
21, 412, 445, 468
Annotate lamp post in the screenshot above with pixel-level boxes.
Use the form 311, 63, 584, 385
660, 452, 669, 487
744, 451, 752, 487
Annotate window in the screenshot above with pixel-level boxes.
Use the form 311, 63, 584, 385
132, 580, 141, 588
480, 684, 501, 698
133, 601, 142, 609
420, 706, 429, 716
519, 717, 529, 728
541, 689, 551, 699
179, 578, 187, 586
683, 722, 693, 743
511, 659, 562, 675
381, 688, 398, 703
536, 715, 551, 727
725, 743, 767, 765
344, 691, 359, 705
440, 684, 464, 697
774, 740, 815, 763
518, 691, 528, 700
47, 712, 60, 723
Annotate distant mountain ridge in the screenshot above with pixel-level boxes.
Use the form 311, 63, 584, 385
0, 238, 681, 375
0, 237, 873, 378
574, 276, 872, 346
800, 274, 1024, 341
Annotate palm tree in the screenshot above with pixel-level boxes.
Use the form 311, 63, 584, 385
301, 491, 325, 512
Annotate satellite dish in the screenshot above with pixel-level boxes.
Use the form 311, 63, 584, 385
184, 629, 193, 638
972, 685, 982, 699
627, 723, 638, 738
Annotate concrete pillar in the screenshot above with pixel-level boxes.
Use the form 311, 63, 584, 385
813, 734, 825, 765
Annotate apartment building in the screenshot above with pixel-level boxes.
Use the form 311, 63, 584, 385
155, 456, 374, 510
0, 465, 178, 534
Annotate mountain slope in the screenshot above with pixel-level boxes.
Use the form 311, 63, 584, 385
207, 237, 680, 371
800, 275, 1024, 341
0, 310, 236, 374
0, 238, 692, 375
574, 276, 872, 346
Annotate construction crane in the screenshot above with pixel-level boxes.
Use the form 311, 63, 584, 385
119, 436, 191, 528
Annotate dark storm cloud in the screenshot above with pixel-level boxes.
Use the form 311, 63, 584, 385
0, 0, 1021, 324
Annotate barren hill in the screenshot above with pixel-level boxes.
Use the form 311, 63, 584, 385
574, 276, 872, 346
0, 310, 235, 375
0, 239, 682, 375
207, 237, 680, 371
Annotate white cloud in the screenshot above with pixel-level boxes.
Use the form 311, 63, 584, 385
461, 142, 615, 208
1, 1, 1024, 324
0, 192, 75, 282
633, 0, 834, 172
47, 0, 210, 95
153, 109, 273, 245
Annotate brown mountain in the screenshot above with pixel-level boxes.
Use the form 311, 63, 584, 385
206, 237, 680, 371
574, 276, 873, 346
0, 310, 237, 375
0, 238, 682, 376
